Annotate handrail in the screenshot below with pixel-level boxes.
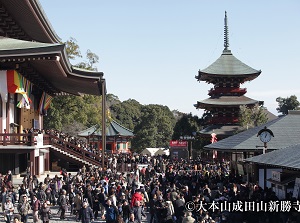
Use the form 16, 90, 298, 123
48, 134, 101, 166
0, 133, 36, 146
0, 133, 101, 166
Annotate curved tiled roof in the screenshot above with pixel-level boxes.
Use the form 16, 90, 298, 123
197, 50, 261, 80
77, 120, 134, 137
0, 37, 103, 96
0, 0, 61, 43
245, 143, 300, 170
204, 110, 300, 152
195, 95, 261, 108
200, 124, 244, 136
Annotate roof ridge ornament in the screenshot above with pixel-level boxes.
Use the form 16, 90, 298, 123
224, 11, 229, 51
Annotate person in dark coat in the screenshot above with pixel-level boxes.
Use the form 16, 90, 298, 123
39, 201, 51, 223
132, 201, 146, 223
173, 194, 185, 223
92, 189, 101, 219
59, 189, 68, 220
104, 199, 119, 223
79, 201, 95, 223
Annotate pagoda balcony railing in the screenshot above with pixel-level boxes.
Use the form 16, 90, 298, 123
208, 87, 247, 96
207, 116, 239, 124
0, 133, 101, 166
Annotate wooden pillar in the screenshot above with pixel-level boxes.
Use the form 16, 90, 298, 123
44, 150, 50, 172
30, 150, 35, 176
36, 156, 40, 177
14, 153, 20, 175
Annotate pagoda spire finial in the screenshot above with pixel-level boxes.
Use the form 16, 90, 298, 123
224, 11, 229, 50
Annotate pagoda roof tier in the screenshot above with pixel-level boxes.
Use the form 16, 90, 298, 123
0, 37, 103, 96
195, 95, 262, 109
0, 0, 61, 43
77, 120, 134, 138
200, 124, 244, 137
196, 50, 261, 83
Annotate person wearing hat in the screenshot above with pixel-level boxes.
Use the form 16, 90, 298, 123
79, 201, 94, 223
17, 194, 31, 223
4, 196, 14, 223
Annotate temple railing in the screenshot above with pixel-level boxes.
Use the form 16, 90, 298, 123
0, 133, 101, 166
208, 87, 247, 96
0, 133, 36, 146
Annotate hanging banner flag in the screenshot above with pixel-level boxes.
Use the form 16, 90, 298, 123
43, 93, 53, 110
6, 70, 30, 108
0, 70, 8, 102
39, 92, 53, 115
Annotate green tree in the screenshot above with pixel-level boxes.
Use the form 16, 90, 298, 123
276, 95, 300, 115
109, 99, 142, 130
44, 37, 102, 131
172, 113, 200, 139
239, 104, 268, 129
131, 104, 175, 152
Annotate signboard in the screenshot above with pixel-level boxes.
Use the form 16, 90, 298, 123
169, 140, 188, 148
293, 177, 300, 199
271, 171, 281, 182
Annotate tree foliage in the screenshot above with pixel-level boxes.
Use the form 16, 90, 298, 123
276, 95, 300, 115
109, 98, 142, 131
172, 113, 200, 140
131, 104, 176, 152
44, 38, 102, 131
239, 105, 268, 129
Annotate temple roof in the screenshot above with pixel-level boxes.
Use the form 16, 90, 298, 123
0, 0, 60, 43
196, 50, 261, 82
196, 12, 261, 82
0, 37, 103, 96
0, 0, 105, 96
77, 120, 134, 138
195, 95, 262, 108
204, 110, 300, 152
244, 143, 300, 170
200, 124, 244, 137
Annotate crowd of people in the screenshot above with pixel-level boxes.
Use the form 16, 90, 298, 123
0, 154, 300, 223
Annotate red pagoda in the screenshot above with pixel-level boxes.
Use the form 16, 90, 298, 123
195, 12, 263, 139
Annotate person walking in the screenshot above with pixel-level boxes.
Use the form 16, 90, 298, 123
79, 201, 95, 223
4, 197, 14, 223
39, 201, 51, 223
31, 194, 41, 223
59, 189, 68, 220
132, 201, 146, 223
17, 194, 31, 223
104, 199, 119, 223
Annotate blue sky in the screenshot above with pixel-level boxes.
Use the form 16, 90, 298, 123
39, 0, 300, 116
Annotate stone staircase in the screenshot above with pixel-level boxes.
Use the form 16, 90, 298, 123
49, 135, 101, 169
